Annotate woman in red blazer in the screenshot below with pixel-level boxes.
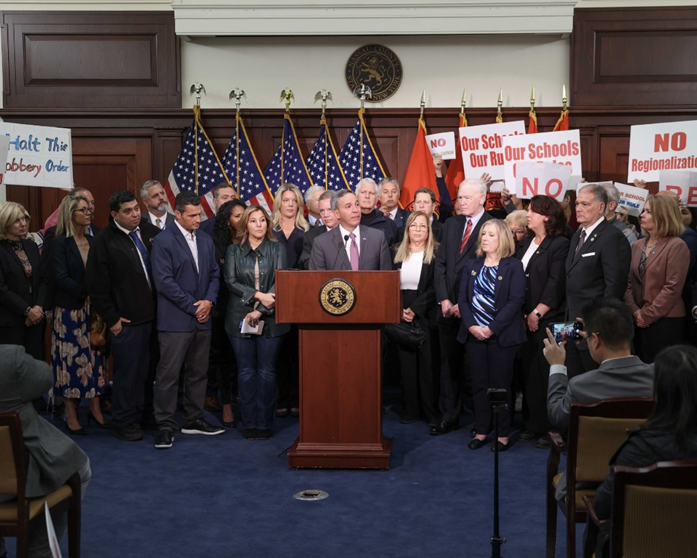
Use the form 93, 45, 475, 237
625, 195, 689, 363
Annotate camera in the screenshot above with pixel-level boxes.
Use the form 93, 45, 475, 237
549, 321, 585, 344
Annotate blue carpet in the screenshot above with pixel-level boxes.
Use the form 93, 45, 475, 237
6, 407, 581, 558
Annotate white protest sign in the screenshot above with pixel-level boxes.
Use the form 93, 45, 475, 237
627, 120, 697, 182
459, 121, 526, 181
515, 161, 572, 201
614, 182, 649, 217
0, 136, 10, 186
503, 129, 582, 194
659, 170, 697, 206
0, 123, 73, 188
426, 132, 456, 160
489, 180, 505, 193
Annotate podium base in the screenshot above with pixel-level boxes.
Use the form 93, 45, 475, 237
288, 437, 393, 469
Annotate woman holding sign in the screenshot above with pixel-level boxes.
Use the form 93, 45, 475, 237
625, 195, 689, 362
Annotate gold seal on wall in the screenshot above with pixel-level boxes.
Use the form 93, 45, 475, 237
319, 279, 356, 316
345, 44, 403, 102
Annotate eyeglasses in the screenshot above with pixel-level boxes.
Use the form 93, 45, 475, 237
409, 224, 428, 231
73, 208, 93, 215
511, 229, 526, 237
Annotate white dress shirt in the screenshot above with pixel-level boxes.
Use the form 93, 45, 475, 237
339, 224, 360, 264
175, 220, 199, 272
114, 221, 151, 288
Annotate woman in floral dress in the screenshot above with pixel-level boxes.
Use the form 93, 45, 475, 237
51, 194, 108, 434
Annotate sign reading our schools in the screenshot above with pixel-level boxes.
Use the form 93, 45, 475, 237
614, 182, 649, 217
514, 161, 572, 201
0, 123, 73, 188
502, 129, 582, 191
627, 120, 697, 182
459, 121, 526, 181
426, 132, 456, 160
659, 170, 697, 207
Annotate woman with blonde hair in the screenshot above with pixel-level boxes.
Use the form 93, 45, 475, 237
0, 201, 45, 359
504, 209, 528, 249
458, 219, 526, 451
51, 194, 109, 433
271, 183, 308, 417
392, 211, 440, 426
625, 194, 689, 362
225, 205, 289, 440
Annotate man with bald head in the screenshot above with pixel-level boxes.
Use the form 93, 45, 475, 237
431, 178, 492, 435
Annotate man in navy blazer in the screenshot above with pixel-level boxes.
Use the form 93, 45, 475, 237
151, 191, 223, 449
379, 177, 411, 228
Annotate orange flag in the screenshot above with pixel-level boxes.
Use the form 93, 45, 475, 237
553, 108, 569, 131
528, 108, 538, 134
444, 112, 467, 203
400, 117, 438, 209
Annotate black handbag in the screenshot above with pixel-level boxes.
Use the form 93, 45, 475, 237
383, 319, 428, 349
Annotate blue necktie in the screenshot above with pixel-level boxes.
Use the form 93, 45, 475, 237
129, 231, 153, 285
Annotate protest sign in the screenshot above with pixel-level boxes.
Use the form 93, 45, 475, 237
614, 182, 649, 217
0, 136, 10, 186
426, 132, 456, 160
459, 121, 525, 181
659, 170, 697, 206
503, 129, 581, 191
514, 161, 572, 201
627, 120, 697, 182
0, 123, 73, 188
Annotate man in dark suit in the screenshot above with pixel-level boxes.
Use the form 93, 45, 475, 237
87, 190, 161, 441
0, 345, 91, 558
309, 190, 392, 271
356, 178, 399, 247
413, 187, 443, 242
432, 178, 492, 435
198, 182, 236, 237
564, 183, 631, 378
305, 184, 325, 227
544, 298, 654, 432
139, 179, 176, 231
151, 191, 223, 450
378, 177, 411, 228
298, 190, 338, 270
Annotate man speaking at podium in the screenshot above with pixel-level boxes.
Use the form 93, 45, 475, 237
309, 189, 392, 271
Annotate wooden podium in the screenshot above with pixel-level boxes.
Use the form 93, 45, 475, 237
275, 270, 400, 469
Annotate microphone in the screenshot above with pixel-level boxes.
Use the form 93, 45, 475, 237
344, 234, 350, 245
332, 234, 351, 270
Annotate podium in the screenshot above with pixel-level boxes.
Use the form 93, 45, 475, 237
275, 270, 400, 469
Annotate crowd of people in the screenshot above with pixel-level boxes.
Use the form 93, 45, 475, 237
2, 161, 697, 556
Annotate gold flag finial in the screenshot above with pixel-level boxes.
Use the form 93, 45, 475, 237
530, 86, 536, 111
314, 90, 333, 121
279, 87, 295, 112
420, 90, 426, 117
562, 84, 568, 111
352, 84, 373, 109
228, 88, 246, 113
460, 89, 467, 112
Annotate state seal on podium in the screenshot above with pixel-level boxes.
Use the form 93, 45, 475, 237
319, 279, 356, 315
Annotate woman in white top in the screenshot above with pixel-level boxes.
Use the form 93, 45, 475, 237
392, 211, 439, 426
514, 195, 570, 448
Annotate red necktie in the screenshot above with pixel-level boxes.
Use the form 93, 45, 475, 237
459, 219, 472, 255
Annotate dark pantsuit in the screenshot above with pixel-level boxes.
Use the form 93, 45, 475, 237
276, 325, 299, 410
635, 317, 684, 364
520, 321, 555, 435
438, 318, 465, 424
155, 329, 211, 432
143, 324, 161, 415
206, 314, 237, 405
111, 322, 152, 428
0, 324, 44, 360
398, 335, 437, 423
564, 341, 596, 380
466, 337, 521, 438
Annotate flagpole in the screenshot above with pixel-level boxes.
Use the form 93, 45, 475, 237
280, 88, 295, 184
229, 88, 246, 197
315, 90, 333, 189
460, 88, 468, 127
353, 84, 372, 181
189, 83, 206, 195
496, 89, 503, 124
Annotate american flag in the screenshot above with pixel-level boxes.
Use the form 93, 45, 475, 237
338, 108, 386, 189
306, 120, 350, 191
222, 113, 274, 214
263, 114, 313, 197
165, 107, 229, 219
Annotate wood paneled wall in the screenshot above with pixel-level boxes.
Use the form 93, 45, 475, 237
3, 7, 697, 224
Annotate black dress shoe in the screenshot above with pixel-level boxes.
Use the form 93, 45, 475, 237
64, 423, 87, 436
275, 408, 289, 418
154, 430, 174, 450
470, 428, 477, 438
289, 408, 300, 418
468, 438, 487, 450
428, 418, 438, 428
535, 436, 551, 449
257, 429, 272, 440
491, 440, 511, 452
519, 429, 539, 442
112, 424, 143, 441
400, 415, 419, 424
243, 428, 258, 440
430, 421, 460, 436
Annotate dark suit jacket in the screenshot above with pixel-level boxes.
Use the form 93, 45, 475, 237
564, 219, 631, 321
0, 345, 88, 498
515, 235, 570, 320
297, 224, 328, 270
457, 256, 527, 347
434, 211, 492, 310
624, 236, 689, 324
547, 355, 654, 431
309, 225, 392, 271
151, 223, 220, 332
52, 234, 92, 310
391, 208, 411, 229
361, 209, 399, 247
41, 223, 100, 311
140, 211, 175, 231
394, 255, 437, 326
86, 220, 160, 328
0, 239, 45, 327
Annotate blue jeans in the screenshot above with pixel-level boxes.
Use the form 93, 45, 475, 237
229, 334, 284, 430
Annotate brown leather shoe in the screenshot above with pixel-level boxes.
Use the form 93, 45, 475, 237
204, 396, 222, 412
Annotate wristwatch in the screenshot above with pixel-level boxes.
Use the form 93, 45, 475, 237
533, 309, 543, 319
24, 306, 32, 316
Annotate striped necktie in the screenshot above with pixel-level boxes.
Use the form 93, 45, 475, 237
459, 219, 472, 255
